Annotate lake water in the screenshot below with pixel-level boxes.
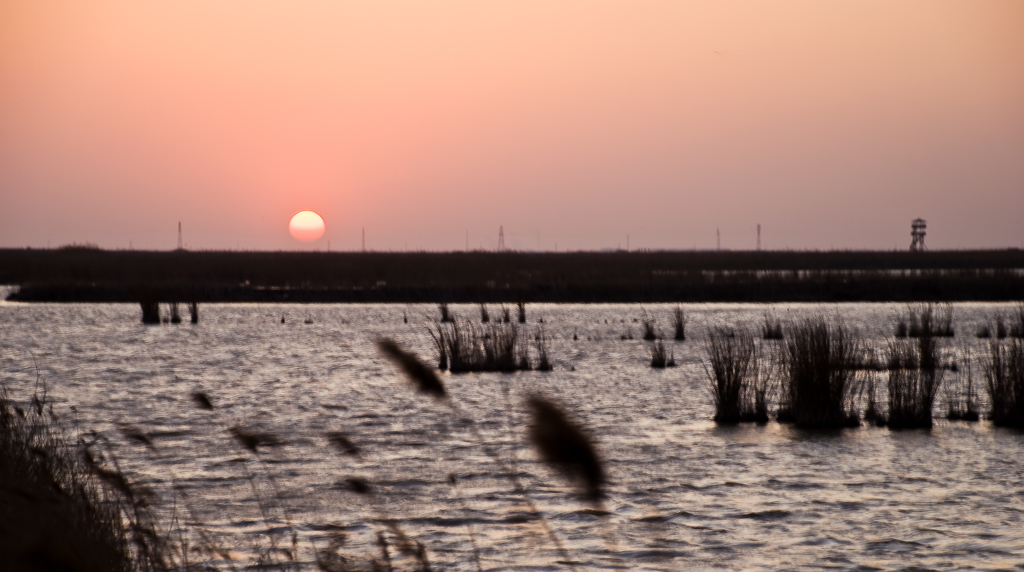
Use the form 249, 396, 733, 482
1, 294, 1023, 571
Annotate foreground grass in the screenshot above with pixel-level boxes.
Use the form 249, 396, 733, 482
0, 386, 154, 572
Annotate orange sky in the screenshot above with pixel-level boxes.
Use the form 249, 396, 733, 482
1, 1, 1022, 251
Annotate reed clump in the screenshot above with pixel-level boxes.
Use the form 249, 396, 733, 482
140, 299, 160, 324
984, 339, 1024, 427
886, 332, 943, 429
778, 316, 860, 429
703, 328, 767, 424
896, 304, 955, 338
0, 384, 164, 572
945, 347, 979, 421
671, 306, 686, 341
649, 340, 676, 368
1010, 304, 1024, 338
761, 311, 784, 340
430, 318, 547, 373
438, 302, 453, 323
640, 311, 658, 341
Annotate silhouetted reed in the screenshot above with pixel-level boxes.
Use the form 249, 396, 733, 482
1011, 304, 1024, 338
984, 339, 1024, 427
649, 340, 675, 368
945, 347, 979, 421
778, 316, 860, 428
378, 338, 447, 398
886, 333, 943, 429
479, 303, 490, 323
703, 327, 755, 424
862, 374, 884, 426
140, 299, 160, 324
517, 301, 526, 324
0, 383, 165, 572
188, 301, 199, 324
169, 302, 182, 324
526, 395, 605, 503
761, 311, 784, 340
897, 304, 955, 338
671, 306, 687, 341
640, 311, 658, 341
438, 302, 452, 323
500, 305, 511, 323
429, 319, 541, 373
535, 328, 553, 371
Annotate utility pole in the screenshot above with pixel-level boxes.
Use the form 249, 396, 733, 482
177, 222, 183, 250
717, 228, 721, 251
498, 226, 505, 251
362, 228, 365, 252
757, 224, 761, 251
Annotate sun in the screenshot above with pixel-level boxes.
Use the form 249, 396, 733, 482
288, 210, 326, 242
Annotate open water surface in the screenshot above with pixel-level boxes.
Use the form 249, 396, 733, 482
1, 295, 1023, 571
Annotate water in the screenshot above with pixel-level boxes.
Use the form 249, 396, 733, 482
2, 296, 1023, 571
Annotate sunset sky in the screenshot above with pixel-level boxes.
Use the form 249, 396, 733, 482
1, 1, 1021, 252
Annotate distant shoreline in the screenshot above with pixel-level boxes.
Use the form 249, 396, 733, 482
3, 248, 1022, 303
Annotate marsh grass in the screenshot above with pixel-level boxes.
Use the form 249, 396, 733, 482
188, 302, 199, 324
778, 316, 861, 429
886, 333, 943, 429
430, 318, 541, 373
671, 306, 686, 341
945, 347, 979, 421
897, 304, 955, 338
702, 328, 755, 424
640, 310, 658, 341
984, 339, 1024, 427
140, 299, 161, 324
0, 383, 165, 572
761, 311, 784, 340
438, 302, 453, 323
1010, 304, 1024, 338
517, 302, 526, 324
479, 304, 490, 323
649, 340, 676, 369
169, 303, 182, 324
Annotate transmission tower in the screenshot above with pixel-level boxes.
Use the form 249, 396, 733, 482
497, 226, 505, 251
910, 218, 927, 251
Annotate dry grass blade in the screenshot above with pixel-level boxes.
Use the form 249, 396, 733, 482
377, 339, 446, 398
190, 391, 214, 410
526, 395, 605, 503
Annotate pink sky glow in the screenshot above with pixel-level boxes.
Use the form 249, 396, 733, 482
1, 1, 1022, 252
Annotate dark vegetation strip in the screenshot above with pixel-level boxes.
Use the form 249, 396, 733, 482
3, 248, 1024, 302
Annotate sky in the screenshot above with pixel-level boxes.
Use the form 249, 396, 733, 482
1, 1, 1022, 252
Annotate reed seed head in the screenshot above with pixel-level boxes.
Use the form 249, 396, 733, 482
525, 395, 605, 503
377, 338, 446, 398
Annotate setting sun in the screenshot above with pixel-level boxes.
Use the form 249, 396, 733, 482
288, 210, 325, 242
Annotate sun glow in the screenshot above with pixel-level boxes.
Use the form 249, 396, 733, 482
288, 210, 326, 242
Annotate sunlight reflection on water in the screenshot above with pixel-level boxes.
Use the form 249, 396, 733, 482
1, 300, 1023, 570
